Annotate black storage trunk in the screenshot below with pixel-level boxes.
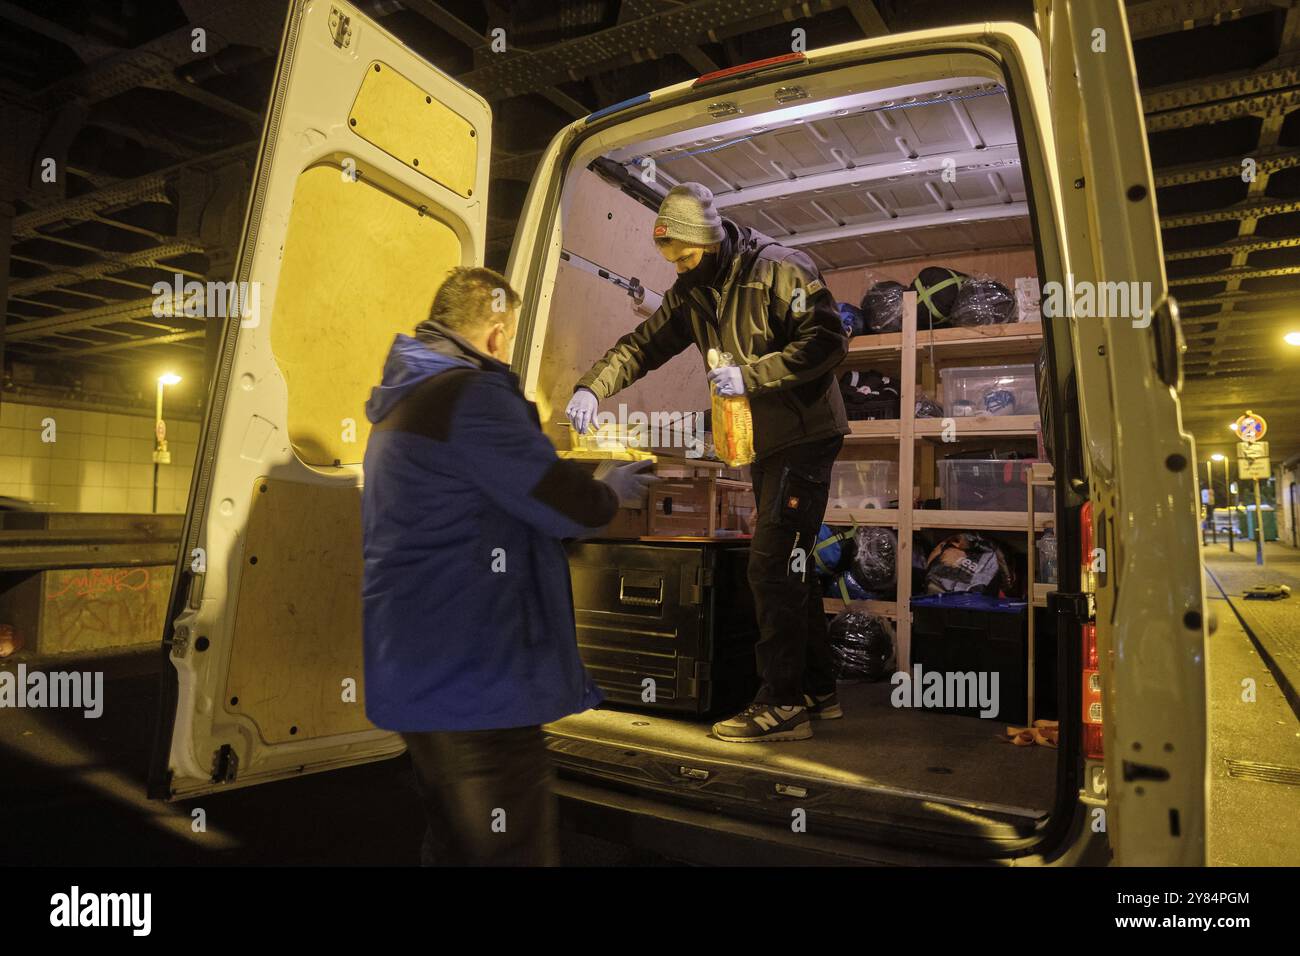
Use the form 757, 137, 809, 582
845, 394, 900, 421
910, 599, 1032, 725
567, 539, 758, 716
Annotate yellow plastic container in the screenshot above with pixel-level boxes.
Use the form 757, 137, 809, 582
707, 349, 756, 467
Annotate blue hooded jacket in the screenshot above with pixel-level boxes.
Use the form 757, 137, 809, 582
361, 324, 614, 731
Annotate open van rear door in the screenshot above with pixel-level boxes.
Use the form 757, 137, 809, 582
149, 0, 491, 798
1036, 0, 1208, 864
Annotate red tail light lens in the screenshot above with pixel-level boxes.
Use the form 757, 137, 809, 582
693, 53, 806, 88
1081, 621, 1103, 758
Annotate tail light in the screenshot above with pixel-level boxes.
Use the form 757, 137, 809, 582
1080, 499, 1096, 593
1082, 621, 1103, 758
693, 53, 806, 88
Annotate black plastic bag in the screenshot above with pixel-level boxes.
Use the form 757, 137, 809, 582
852, 526, 897, 590
829, 611, 896, 681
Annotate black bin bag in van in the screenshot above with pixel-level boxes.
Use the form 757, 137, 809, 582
950, 276, 1016, 326
851, 526, 897, 590
859, 280, 905, 333
912, 266, 968, 328
829, 611, 896, 681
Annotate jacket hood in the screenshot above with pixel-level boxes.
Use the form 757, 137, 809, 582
366, 328, 482, 424
724, 220, 779, 284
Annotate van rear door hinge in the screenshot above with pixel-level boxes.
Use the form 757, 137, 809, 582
1047, 590, 1093, 623
211, 744, 238, 784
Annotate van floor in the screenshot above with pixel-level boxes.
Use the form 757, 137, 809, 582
549, 681, 1057, 814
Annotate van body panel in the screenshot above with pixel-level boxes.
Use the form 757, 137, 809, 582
1035, 0, 1208, 866
151, 0, 491, 798
155, 0, 1207, 869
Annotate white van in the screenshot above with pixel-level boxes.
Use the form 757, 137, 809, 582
148, 0, 1209, 866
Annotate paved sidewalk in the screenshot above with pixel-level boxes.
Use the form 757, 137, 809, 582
1203, 542, 1300, 716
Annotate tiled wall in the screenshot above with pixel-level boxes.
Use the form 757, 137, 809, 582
0, 401, 199, 513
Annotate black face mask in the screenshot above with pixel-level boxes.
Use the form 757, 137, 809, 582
674, 250, 719, 291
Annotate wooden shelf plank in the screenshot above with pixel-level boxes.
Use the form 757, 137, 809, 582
823, 597, 898, 619
845, 322, 1044, 363
844, 419, 901, 442
912, 510, 1055, 531
915, 414, 1040, 439
823, 507, 900, 526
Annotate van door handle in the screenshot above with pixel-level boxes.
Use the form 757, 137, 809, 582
619, 574, 664, 607
1151, 293, 1184, 392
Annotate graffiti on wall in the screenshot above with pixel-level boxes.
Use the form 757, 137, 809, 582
43, 565, 174, 654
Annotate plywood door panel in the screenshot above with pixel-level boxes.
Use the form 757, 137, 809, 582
225, 478, 371, 744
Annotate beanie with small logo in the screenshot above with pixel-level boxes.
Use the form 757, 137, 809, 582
654, 183, 725, 246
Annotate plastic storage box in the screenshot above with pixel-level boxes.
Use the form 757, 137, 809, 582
939, 458, 1052, 512
941, 364, 1039, 417
830, 461, 898, 510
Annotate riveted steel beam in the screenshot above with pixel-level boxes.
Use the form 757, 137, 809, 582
1145, 87, 1300, 133
9, 241, 206, 297
454, 0, 836, 100
1125, 0, 1289, 40
1162, 197, 1300, 228
1177, 288, 1299, 308
1165, 235, 1300, 260
1169, 264, 1300, 284
1154, 148, 1300, 187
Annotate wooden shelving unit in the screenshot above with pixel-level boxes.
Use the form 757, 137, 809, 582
824, 292, 1047, 670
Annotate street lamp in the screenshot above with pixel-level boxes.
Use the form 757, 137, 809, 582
1285, 331, 1300, 346
153, 373, 182, 513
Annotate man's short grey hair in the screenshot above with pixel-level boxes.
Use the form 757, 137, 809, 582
424, 265, 521, 334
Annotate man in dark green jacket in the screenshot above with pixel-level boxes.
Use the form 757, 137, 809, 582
567, 182, 850, 742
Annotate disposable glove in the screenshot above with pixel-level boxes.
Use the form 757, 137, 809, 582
597, 459, 657, 508
566, 387, 599, 434
706, 365, 745, 397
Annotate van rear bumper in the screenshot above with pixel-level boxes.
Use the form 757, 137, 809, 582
555, 778, 1112, 866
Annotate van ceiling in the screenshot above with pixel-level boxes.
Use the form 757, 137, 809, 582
606, 80, 1031, 270
0, 0, 1296, 460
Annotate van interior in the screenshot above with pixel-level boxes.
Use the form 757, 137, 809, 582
527, 70, 1070, 849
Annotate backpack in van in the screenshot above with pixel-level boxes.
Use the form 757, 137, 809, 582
912, 266, 968, 328
859, 280, 905, 333
950, 276, 1016, 326
837, 301, 866, 337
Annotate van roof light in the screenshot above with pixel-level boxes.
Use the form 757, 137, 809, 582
693, 52, 806, 88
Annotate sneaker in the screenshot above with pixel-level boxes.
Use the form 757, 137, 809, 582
803, 690, 843, 720
712, 702, 812, 742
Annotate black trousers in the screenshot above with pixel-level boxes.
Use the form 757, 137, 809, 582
747, 434, 843, 706
400, 726, 560, 866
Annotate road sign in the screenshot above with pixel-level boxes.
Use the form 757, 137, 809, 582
1238, 441, 1269, 461
1238, 457, 1271, 480
1234, 412, 1267, 443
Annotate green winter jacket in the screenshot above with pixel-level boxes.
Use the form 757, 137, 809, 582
575, 220, 849, 459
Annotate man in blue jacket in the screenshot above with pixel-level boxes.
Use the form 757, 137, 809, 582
362, 265, 655, 866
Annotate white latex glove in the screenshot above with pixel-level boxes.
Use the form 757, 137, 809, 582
566, 387, 599, 433
706, 365, 745, 397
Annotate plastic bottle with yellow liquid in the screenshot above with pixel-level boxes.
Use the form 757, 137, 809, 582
707, 348, 756, 467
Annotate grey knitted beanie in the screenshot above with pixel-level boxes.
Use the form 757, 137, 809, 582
654, 182, 725, 246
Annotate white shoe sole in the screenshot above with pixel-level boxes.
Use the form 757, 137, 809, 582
712, 722, 814, 743
810, 704, 843, 720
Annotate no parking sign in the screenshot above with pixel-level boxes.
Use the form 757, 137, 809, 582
1234, 411, 1267, 443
